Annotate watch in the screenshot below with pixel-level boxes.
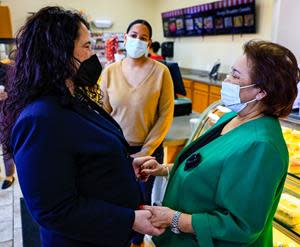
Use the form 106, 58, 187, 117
170, 211, 182, 234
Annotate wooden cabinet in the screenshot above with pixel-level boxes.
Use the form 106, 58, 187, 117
182, 79, 192, 99
209, 85, 221, 104
192, 83, 209, 112
182, 78, 221, 113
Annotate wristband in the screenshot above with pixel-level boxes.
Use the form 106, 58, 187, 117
170, 211, 182, 234
165, 165, 170, 179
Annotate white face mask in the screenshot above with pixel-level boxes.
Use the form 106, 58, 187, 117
125, 36, 148, 59
221, 81, 257, 113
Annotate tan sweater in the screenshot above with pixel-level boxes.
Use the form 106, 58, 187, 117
100, 60, 174, 156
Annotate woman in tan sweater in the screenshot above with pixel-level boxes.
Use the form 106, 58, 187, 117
100, 19, 174, 247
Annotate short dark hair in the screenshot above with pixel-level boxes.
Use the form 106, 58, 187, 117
126, 19, 152, 39
150, 41, 160, 53
244, 40, 299, 118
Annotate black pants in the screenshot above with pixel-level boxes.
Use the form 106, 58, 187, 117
1, 150, 15, 177
129, 144, 164, 244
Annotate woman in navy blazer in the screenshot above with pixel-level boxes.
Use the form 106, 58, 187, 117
0, 6, 163, 247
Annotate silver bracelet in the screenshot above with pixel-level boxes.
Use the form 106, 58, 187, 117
163, 165, 170, 180
170, 211, 182, 234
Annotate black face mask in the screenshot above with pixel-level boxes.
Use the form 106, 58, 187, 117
74, 54, 102, 87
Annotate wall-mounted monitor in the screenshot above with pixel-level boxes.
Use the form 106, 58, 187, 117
161, 41, 174, 58
162, 0, 256, 38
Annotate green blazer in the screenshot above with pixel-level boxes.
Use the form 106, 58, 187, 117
153, 112, 288, 247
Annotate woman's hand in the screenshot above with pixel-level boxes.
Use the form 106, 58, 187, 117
132, 156, 155, 181
133, 210, 165, 236
143, 205, 175, 228
144, 206, 194, 233
141, 160, 168, 177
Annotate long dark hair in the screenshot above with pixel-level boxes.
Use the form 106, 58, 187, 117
1, 6, 96, 153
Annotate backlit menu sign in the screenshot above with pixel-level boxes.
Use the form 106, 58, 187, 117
162, 0, 256, 37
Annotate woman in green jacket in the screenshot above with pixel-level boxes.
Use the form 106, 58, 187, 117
140, 40, 299, 247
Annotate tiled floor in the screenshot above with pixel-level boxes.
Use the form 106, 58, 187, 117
0, 159, 23, 247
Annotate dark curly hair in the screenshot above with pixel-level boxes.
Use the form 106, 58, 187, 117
1, 6, 101, 154
244, 40, 299, 118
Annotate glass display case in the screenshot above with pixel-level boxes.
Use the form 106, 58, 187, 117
186, 100, 228, 145
273, 117, 300, 247
190, 102, 300, 247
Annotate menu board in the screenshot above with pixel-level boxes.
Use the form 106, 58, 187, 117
162, 0, 256, 37
214, 0, 256, 35
162, 9, 185, 37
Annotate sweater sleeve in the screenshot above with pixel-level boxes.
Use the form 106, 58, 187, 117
137, 67, 174, 156
100, 67, 113, 113
191, 141, 287, 246
11, 116, 134, 246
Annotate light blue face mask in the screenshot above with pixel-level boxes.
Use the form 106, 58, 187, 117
221, 81, 257, 113
125, 36, 148, 59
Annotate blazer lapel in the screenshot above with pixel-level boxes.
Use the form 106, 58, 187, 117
71, 101, 129, 148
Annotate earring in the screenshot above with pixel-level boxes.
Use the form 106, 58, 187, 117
255, 95, 262, 100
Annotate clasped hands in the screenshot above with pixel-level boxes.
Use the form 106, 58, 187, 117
132, 156, 175, 236
133, 205, 176, 236
132, 156, 166, 182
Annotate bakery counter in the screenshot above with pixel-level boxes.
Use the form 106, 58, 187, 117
274, 174, 300, 245
273, 116, 300, 246
281, 117, 300, 177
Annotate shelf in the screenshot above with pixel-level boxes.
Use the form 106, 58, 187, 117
273, 220, 300, 244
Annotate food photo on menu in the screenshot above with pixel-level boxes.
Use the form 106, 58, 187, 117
233, 15, 243, 27
185, 18, 194, 31
176, 18, 184, 31
215, 17, 224, 29
224, 16, 233, 28
244, 14, 254, 26
204, 16, 213, 29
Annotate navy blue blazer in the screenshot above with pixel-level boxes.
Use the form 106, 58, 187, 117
11, 95, 142, 247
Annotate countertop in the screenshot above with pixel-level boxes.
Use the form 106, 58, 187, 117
179, 67, 224, 86
164, 112, 200, 147
163, 67, 222, 147
181, 73, 222, 86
